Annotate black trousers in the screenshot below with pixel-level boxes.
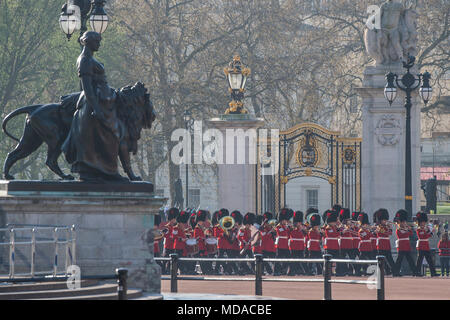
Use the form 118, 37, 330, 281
274, 248, 291, 275
350, 248, 361, 276
290, 250, 309, 275
359, 251, 374, 275
395, 251, 417, 275
326, 249, 345, 275
175, 249, 188, 274
163, 248, 175, 274
308, 250, 323, 275
262, 251, 275, 275
226, 249, 240, 274
377, 250, 396, 275
196, 251, 213, 275
340, 248, 358, 275
416, 250, 437, 276
239, 249, 254, 274
214, 249, 228, 274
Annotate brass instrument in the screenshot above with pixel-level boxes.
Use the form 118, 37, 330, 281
219, 216, 236, 232
268, 219, 278, 227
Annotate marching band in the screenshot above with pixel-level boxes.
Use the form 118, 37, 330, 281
154, 205, 445, 277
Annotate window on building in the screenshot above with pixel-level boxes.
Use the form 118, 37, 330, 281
188, 189, 200, 208
306, 189, 319, 209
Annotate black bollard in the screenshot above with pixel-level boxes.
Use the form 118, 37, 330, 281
376, 256, 385, 300
254, 254, 263, 296
323, 254, 332, 300
170, 253, 179, 293
116, 268, 128, 300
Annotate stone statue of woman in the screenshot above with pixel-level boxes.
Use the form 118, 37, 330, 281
62, 31, 128, 182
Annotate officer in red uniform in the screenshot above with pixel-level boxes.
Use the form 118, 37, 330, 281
252, 215, 264, 256
374, 208, 396, 276
194, 210, 213, 275
351, 211, 361, 276
238, 212, 256, 274
214, 208, 231, 274
358, 212, 373, 275
162, 207, 179, 274
393, 209, 418, 276
338, 208, 357, 276
304, 208, 318, 262
307, 213, 323, 275
153, 213, 164, 272
173, 209, 190, 274
274, 208, 292, 276
415, 211, 437, 277
288, 210, 309, 275
261, 212, 276, 275
323, 209, 344, 276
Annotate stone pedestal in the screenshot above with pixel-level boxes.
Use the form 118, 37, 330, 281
0, 180, 166, 293
207, 114, 264, 214
356, 64, 421, 219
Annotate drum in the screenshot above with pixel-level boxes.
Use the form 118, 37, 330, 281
186, 238, 199, 255
205, 237, 218, 254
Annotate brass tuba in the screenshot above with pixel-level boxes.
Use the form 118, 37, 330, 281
219, 216, 235, 232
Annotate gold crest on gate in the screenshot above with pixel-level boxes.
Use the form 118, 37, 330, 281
296, 129, 319, 168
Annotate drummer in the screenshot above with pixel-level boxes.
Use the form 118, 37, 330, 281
238, 212, 256, 275
194, 210, 213, 275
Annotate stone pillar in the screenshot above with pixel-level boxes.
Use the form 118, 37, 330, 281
207, 114, 264, 214
0, 181, 166, 294
357, 64, 421, 219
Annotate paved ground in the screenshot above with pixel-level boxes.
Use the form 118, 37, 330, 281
162, 275, 450, 300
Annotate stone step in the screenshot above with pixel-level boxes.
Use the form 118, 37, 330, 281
0, 279, 99, 293
0, 283, 117, 300
29, 289, 143, 300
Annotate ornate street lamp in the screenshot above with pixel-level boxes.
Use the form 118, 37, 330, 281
223, 55, 251, 114
183, 110, 194, 208
384, 56, 433, 220
59, 0, 109, 42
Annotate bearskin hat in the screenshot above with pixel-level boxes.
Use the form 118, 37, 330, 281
212, 211, 219, 225
325, 209, 338, 223
177, 209, 190, 223
358, 212, 369, 225
374, 208, 390, 224
416, 211, 428, 223
339, 208, 350, 221
263, 211, 273, 221
351, 211, 360, 221
255, 214, 264, 227
154, 214, 162, 227
218, 208, 229, 220
309, 213, 321, 227
231, 210, 243, 224
305, 208, 318, 223
196, 210, 208, 222
243, 212, 256, 225
394, 209, 408, 222
293, 211, 304, 223
332, 204, 342, 214
167, 207, 180, 220
279, 208, 292, 221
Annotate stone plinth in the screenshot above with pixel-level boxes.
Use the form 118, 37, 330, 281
356, 64, 421, 219
207, 114, 265, 214
0, 180, 166, 293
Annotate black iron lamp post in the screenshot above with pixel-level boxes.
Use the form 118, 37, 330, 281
59, 0, 109, 42
183, 110, 194, 208
384, 55, 433, 220
223, 55, 251, 115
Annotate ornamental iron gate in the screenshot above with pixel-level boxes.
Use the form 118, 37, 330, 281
256, 123, 361, 214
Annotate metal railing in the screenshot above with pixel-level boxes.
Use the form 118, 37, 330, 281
156, 254, 386, 300
0, 268, 129, 300
0, 225, 76, 278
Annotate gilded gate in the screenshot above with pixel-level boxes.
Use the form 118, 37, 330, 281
256, 123, 361, 213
